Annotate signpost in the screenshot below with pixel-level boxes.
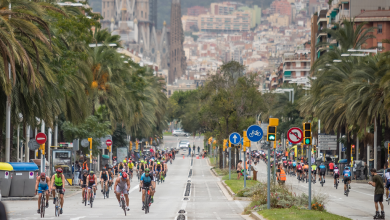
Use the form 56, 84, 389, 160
229, 132, 241, 145
36, 133, 47, 173
106, 139, 112, 165
246, 125, 263, 142
287, 127, 303, 144
318, 135, 337, 150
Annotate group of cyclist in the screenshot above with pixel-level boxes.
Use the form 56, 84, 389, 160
34, 148, 176, 215
271, 155, 352, 195
35, 168, 66, 214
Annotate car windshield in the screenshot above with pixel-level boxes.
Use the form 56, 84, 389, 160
179, 141, 189, 145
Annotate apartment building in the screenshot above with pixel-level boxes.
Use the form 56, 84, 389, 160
270, 0, 292, 17
210, 2, 238, 15
282, 51, 311, 83
198, 11, 251, 32
355, 10, 390, 52
187, 6, 208, 16
267, 13, 290, 27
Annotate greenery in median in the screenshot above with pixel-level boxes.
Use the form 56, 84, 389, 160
225, 179, 259, 194
244, 182, 327, 211
258, 207, 351, 220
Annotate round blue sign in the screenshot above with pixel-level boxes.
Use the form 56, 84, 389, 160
229, 132, 241, 145
246, 125, 263, 142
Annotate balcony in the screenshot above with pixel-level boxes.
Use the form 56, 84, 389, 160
283, 55, 310, 61
335, 10, 349, 23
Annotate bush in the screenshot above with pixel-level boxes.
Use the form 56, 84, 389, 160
245, 181, 328, 212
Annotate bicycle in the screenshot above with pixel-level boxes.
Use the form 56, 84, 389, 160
320, 174, 325, 187
141, 186, 151, 214
54, 189, 61, 217
82, 185, 88, 206
88, 185, 95, 208
120, 192, 127, 216
335, 178, 339, 189
37, 190, 47, 218
345, 181, 350, 197
155, 172, 160, 185
102, 180, 108, 199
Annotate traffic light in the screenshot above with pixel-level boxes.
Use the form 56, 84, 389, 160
243, 131, 250, 151
303, 123, 311, 145
223, 139, 227, 151
229, 140, 231, 148
388, 142, 390, 155
88, 137, 92, 150
352, 145, 355, 154
313, 145, 316, 152
136, 141, 139, 150
129, 141, 133, 150
267, 126, 276, 141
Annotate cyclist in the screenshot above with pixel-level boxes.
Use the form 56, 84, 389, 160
51, 168, 65, 214
334, 165, 340, 187
114, 172, 130, 211
139, 160, 146, 176
303, 163, 309, 180
128, 160, 134, 180
292, 160, 297, 175
385, 167, 390, 201
116, 161, 124, 175
319, 163, 327, 183
329, 161, 335, 175
107, 165, 114, 188
100, 168, 109, 194
80, 170, 89, 203
342, 166, 352, 195
311, 163, 317, 183
139, 168, 155, 210
161, 160, 166, 180
35, 172, 50, 213
86, 171, 97, 205
287, 160, 292, 174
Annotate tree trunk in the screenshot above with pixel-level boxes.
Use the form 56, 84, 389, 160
0, 127, 3, 161
236, 146, 239, 168
219, 146, 223, 168
230, 146, 235, 170
377, 116, 383, 169
384, 124, 390, 164
359, 139, 365, 161
10, 124, 14, 161
363, 142, 367, 162
337, 127, 340, 159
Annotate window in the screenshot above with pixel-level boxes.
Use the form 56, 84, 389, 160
378, 24, 383, 33
378, 42, 383, 51
141, 11, 143, 17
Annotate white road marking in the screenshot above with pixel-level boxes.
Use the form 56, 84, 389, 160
234, 200, 244, 211
205, 182, 212, 201
213, 212, 222, 220
70, 216, 86, 220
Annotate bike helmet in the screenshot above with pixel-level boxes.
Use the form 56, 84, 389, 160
102, 168, 106, 171
145, 168, 150, 173
321, 162, 324, 165
123, 159, 127, 163
157, 162, 160, 165
122, 172, 128, 179
40, 172, 46, 178
108, 165, 113, 169
56, 168, 63, 173
83, 169, 88, 174
345, 166, 350, 170
89, 171, 95, 175
141, 160, 144, 163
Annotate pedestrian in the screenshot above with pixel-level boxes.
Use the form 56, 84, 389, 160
192, 145, 195, 153
197, 146, 200, 154
253, 161, 258, 181
277, 163, 286, 185
237, 160, 243, 180
369, 168, 385, 219
74, 161, 80, 185
188, 144, 191, 156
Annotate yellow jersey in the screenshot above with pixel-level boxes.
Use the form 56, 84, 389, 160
128, 163, 134, 169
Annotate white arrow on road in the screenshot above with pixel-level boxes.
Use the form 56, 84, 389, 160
233, 135, 237, 143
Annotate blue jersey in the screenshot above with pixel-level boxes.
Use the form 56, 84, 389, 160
342, 170, 351, 177
319, 165, 326, 170
140, 173, 152, 183
292, 162, 296, 167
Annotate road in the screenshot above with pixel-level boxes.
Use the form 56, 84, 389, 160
3, 135, 249, 220
254, 158, 390, 219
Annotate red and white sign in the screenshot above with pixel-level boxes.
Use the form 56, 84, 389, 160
287, 127, 303, 144
106, 139, 112, 146
36, 133, 47, 145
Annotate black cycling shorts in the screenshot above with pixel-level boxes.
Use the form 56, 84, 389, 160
312, 170, 316, 174
320, 170, 326, 176
334, 174, 339, 179
53, 185, 64, 195
375, 194, 384, 203
343, 177, 351, 183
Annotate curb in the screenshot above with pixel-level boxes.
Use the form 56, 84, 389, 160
2, 189, 81, 201
250, 211, 267, 220
221, 180, 235, 197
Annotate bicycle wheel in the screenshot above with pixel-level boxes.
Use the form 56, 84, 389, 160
41, 196, 45, 218
84, 193, 87, 206
55, 197, 59, 217
90, 195, 93, 208
145, 196, 149, 214
122, 198, 126, 216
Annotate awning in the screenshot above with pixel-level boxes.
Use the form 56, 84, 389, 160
284, 71, 292, 76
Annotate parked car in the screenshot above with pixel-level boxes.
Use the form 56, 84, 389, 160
172, 130, 189, 137
178, 140, 190, 150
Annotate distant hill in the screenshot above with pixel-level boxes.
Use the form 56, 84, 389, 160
157, 0, 274, 29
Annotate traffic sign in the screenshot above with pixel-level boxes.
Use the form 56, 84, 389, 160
35, 133, 47, 145
106, 139, 112, 146
229, 132, 241, 145
287, 127, 303, 144
28, 139, 40, 150
318, 135, 337, 150
342, 147, 346, 152
246, 125, 263, 142
81, 139, 89, 148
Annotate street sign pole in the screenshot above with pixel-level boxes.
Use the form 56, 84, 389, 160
267, 145, 271, 209
308, 144, 312, 210
244, 149, 246, 188
273, 141, 276, 183
229, 147, 231, 180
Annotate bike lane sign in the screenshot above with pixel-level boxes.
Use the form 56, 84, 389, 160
246, 125, 263, 142
287, 127, 303, 144
229, 132, 241, 145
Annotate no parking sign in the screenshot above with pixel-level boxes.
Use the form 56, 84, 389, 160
4, 171, 8, 179
29, 171, 34, 179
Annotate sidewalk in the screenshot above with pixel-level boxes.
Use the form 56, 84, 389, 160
1, 185, 81, 201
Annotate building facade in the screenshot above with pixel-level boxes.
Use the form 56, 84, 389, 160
198, 11, 251, 32
187, 6, 208, 16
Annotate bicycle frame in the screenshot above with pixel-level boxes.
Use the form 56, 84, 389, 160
120, 193, 126, 216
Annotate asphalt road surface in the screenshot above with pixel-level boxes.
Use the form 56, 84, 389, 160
3, 135, 249, 220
